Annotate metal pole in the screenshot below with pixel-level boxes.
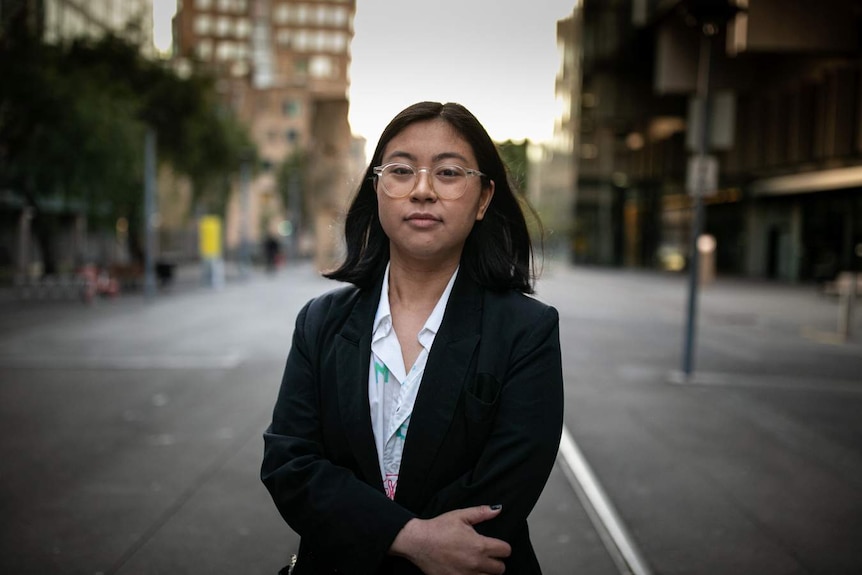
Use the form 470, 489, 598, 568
239, 160, 251, 279
682, 29, 714, 377
288, 171, 300, 260
144, 128, 158, 299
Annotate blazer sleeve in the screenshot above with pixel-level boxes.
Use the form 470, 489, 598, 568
420, 304, 564, 542
261, 298, 415, 574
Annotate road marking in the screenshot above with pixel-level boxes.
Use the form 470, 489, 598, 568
668, 369, 862, 394
558, 425, 653, 575
0, 353, 244, 370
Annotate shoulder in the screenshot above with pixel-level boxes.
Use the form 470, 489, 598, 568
483, 289, 558, 326
295, 283, 364, 337
480, 289, 559, 349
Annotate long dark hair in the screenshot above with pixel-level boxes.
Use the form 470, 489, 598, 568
324, 101, 538, 294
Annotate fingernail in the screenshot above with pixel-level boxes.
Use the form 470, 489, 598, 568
490, 504, 502, 511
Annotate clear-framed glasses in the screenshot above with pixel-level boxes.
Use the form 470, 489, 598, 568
372, 162, 486, 200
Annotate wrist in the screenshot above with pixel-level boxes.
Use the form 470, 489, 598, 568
389, 518, 425, 559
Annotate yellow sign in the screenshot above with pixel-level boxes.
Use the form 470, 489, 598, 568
199, 215, 222, 258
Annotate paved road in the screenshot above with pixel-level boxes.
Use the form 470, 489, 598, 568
1, 262, 860, 574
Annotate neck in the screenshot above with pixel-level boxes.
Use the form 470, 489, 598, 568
387, 257, 458, 309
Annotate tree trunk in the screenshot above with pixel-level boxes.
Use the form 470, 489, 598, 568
32, 210, 58, 277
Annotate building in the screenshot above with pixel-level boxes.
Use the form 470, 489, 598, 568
172, 0, 358, 269
568, 0, 862, 282
528, 7, 582, 260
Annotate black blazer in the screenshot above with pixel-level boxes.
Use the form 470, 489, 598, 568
262, 271, 564, 574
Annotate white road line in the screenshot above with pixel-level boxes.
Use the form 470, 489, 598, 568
0, 353, 244, 370
557, 425, 653, 575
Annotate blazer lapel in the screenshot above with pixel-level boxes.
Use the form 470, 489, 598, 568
395, 272, 483, 509
335, 279, 384, 490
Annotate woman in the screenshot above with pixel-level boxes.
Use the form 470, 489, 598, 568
262, 101, 564, 574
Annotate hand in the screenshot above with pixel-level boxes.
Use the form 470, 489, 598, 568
390, 505, 512, 575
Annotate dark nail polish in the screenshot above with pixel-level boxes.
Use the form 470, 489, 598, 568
490, 504, 502, 510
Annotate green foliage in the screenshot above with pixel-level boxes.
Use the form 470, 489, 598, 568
0, 30, 255, 234
497, 139, 530, 194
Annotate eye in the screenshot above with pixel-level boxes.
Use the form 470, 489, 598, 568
387, 164, 415, 177
434, 166, 465, 179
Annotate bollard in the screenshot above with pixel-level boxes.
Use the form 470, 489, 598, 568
837, 272, 857, 341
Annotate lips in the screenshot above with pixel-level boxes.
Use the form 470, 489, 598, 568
405, 212, 442, 222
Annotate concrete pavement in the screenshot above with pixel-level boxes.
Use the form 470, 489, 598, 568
1, 260, 860, 574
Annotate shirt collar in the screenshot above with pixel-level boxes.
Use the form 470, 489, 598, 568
372, 264, 393, 340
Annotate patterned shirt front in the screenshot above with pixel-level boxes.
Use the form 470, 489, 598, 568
368, 263, 457, 500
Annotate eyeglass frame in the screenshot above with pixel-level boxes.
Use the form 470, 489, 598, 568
372, 162, 488, 200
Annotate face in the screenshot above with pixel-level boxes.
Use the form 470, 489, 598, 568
375, 119, 495, 267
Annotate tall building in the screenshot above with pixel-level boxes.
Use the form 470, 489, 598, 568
173, 0, 357, 268
567, 0, 862, 282
528, 7, 581, 259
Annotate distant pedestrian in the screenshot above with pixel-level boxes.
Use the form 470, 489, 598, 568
265, 235, 280, 273
261, 101, 564, 574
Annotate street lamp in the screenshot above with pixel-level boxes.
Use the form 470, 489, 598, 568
678, 0, 744, 378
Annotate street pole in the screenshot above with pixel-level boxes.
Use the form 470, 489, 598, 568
288, 171, 300, 260
239, 159, 251, 279
143, 128, 158, 299
682, 27, 715, 378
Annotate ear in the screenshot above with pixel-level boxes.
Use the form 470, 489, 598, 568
476, 180, 495, 221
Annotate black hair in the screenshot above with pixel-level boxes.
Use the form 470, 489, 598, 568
324, 101, 539, 294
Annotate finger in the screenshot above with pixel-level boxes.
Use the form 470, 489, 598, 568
479, 557, 507, 575
460, 504, 503, 526
484, 537, 512, 559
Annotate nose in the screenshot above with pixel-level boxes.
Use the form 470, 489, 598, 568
410, 168, 437, 201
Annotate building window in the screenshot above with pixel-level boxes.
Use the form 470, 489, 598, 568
296, 4, 309, 24
332, 7, 349, 26
274, 4, 289, 24
310, 55, 334, 78
196, 0, 213, 8
231, 60, 249, 77
216, 42, 237, 61
325, 31, 347, 52
276, 29, 291, 47
218, 0, 231, 11
314, 5, 328, 26
217, 16, 231, 36
283, 100, 300, 117
197, 39, 214, 60
295, 57, 308, 76
286, 129, 299, 144
294, 30, 310, 51
194, 14, 212, 35
236, 18, 250, 37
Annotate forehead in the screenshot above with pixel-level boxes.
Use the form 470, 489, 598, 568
382, 119, 476, 164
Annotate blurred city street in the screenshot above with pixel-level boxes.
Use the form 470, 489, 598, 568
1, 261, 861, 575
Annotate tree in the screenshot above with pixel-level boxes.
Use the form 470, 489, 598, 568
497, 139, 530, 194
0, 27, 255, 274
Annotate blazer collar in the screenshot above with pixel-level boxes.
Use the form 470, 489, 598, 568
395, 271, 483, 509
335, 273, 385, 489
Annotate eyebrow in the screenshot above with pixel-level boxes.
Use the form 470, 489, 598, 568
384, 150, 472, 164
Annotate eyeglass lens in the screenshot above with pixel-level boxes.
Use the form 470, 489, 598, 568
380, 164, 472, 199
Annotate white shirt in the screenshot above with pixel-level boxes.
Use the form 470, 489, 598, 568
368, 263, 458, 500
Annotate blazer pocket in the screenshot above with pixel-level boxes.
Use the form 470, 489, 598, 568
464, 373, 502, 422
